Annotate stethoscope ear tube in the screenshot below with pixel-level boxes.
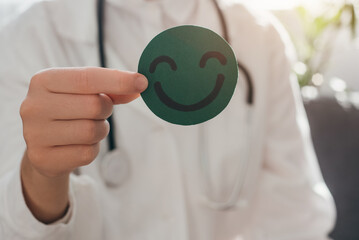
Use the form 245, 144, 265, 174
211, 0, 254, 105
238, 62, 254, 104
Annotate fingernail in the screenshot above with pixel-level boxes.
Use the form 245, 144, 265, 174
135, 75, 148, 92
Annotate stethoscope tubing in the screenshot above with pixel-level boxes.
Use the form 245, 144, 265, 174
211, 0, 254, 104
97, 0, 117, 151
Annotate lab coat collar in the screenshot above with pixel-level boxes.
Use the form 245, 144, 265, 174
50, 0, 198, 43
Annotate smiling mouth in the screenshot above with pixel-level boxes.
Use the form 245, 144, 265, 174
154, 74, 225, 112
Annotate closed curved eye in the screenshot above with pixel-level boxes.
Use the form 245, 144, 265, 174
149, 56, 177, 73
199, 51, 227, 68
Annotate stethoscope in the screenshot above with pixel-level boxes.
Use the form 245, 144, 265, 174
97, 0, 255, 210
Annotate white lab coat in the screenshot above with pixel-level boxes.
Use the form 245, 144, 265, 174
0, 0, 336, 239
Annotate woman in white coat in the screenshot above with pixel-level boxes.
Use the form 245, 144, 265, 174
0, 0, 336, 239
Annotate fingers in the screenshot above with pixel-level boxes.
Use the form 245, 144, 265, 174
34, 67, 148, 95
51, 144, 101, 169
28, 143, 101, 177
46, 93, 113, 120
21, 67, 145, 178
47, 120, 110, 146
27, 91, 140, 121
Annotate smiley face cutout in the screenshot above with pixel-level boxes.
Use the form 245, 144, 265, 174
138, 25, 238, 125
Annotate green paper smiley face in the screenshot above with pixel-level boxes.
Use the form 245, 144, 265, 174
138, 25, 238, 125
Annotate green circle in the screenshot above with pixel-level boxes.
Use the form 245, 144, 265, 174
138, 25, 238, 125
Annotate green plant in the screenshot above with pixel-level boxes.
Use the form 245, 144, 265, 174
288, 1, 357, 87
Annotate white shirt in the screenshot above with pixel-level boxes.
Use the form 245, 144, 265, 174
0, 0, 336, 239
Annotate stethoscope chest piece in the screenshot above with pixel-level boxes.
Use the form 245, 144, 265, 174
100, 149, 131, 188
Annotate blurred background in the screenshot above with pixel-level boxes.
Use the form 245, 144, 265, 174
1, 0, 358, 239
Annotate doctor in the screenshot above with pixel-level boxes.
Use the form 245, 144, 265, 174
0, 0, 335, 239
